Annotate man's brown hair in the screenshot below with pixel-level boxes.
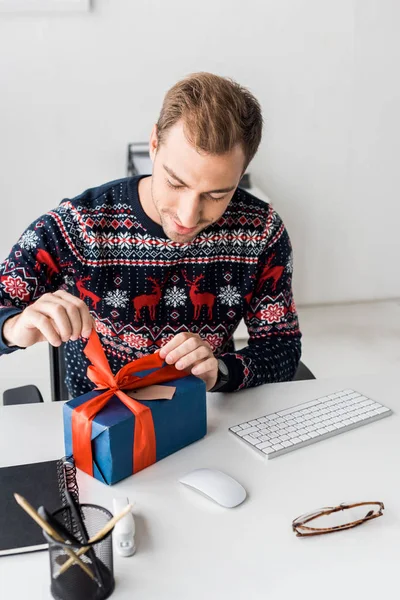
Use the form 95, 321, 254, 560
156, 72, 263, 171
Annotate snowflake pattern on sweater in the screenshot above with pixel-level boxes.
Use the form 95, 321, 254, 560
0, 175, 301, 395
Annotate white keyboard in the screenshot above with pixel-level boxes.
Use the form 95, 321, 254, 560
229, 389, 392, 459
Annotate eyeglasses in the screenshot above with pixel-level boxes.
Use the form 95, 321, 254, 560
292, 501, 385, 537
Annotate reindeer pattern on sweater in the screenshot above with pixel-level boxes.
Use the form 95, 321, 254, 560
0, 176, 301, 396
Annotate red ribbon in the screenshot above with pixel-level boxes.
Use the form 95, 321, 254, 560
72, 330, 187, 476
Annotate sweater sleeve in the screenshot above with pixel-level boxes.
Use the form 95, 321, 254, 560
0, 214, 64, 355
216, 215, 302, 392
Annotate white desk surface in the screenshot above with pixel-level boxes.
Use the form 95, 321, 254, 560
0, 372, 399, 600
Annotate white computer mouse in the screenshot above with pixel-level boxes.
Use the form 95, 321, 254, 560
179, 468, 247, 508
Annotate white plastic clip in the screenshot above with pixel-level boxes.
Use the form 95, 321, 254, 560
112, 497, 136, 556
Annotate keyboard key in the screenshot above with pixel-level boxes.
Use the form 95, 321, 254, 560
262, 447, 275, 455
243, 435, 259, 445
317, 428, 329, 435
359, 412, 371, 420
237, 427, 259, 436
231, 426, 242, 433
325, 425, 337, 432
272, 444, 284, 451
291, 437, 302, 445
277, 399, 320, 417
359, 400, 374, 407
269, 438, 281, 445
281, 440, 293, 447
256, 441, 272, 450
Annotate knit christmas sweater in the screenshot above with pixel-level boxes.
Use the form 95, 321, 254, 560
0, 175, 301, 396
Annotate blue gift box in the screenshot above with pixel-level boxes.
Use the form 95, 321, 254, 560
63, 373, 207, 485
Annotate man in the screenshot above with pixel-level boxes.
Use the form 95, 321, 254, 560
0, 72, 301, 395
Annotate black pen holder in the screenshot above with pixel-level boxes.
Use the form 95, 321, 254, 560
43, 504, 115, 600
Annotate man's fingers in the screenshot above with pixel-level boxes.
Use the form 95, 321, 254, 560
80, 309, 94, 339
191, 357, 217, 376
163, 334, 203, 364
175, 345, 211, 370
159, 332, 198, 359
26, 312, 62, 347
53, 291, 93, 338
7, 290, 93, 349
43, 294, 82, 340
28, 301, 72, 343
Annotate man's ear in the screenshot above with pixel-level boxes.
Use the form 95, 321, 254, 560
149, 124, 158, 161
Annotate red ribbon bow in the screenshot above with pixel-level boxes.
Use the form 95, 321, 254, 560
72, 330, 187, 476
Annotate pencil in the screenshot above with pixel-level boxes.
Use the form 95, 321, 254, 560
14, 494, 95, 581
59, 503, 133, 576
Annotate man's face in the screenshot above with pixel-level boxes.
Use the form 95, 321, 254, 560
148, 120, 246, 243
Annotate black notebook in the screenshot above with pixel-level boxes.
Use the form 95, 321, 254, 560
0, 458, 78, 556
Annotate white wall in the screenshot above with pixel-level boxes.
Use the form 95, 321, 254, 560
0, 0, 400, 398
1, 0, 399, 305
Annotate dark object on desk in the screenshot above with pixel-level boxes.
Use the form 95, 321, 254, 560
44, 504, 115, 600
3, 384, 43, 405
293, 361, 315, 381
0, 459, 77, 556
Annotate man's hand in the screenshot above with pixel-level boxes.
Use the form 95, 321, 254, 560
158, 332, 218, 391
2, 290, 93, 349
